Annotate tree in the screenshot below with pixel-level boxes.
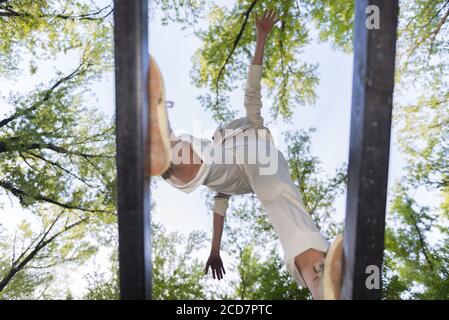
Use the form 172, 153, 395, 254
385, 2, 449, 299
0, 206, 98, 299
383, 186, 449, 299
0, 0, 115, 214
0, 0, 115, 295
152, 223, 209, 300
0, 57, 116, 216
83, 250, 119, 300
0, 0, 113, 76
237, 246, 310, 300
83, 223, 209, 300
191, 0, 325, 121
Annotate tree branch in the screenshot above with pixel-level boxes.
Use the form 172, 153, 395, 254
214, 0, 259, 110
408, 205, 434, 271
0, 4, 113, 21
24, 151, 101, 190
403, 2, 449, 63
0, 180, 114, 215
308, 172, 346, 216
427, 6, 449, 59
25, 142, 114, 159
0, 213, 88, 292
0, 62, 87, 129
1, 210, 66, 287
0, 139, 114, 159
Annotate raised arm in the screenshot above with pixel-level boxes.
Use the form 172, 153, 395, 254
244, 9, 278, 127
252, 9, 278, 65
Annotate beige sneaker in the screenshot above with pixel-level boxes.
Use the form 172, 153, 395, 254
316, 235, 344, 300
146, 55, 171, 176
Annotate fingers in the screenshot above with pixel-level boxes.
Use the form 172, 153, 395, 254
205, 259, 226, 280
216, 267, 224, 280
218, 267, 224, 280
211, 267, 220, 280
217, 263, 225, 280
263, 9, 277, 22
207, 266, 226, 280
216, 268, 221, 280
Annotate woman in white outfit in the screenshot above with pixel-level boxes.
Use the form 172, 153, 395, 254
147, 9, 343, 300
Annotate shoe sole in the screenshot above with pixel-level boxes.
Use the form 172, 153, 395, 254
146, 55, 171, 176
322, 234, 344, 300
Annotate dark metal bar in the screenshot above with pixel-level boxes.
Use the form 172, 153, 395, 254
114, 0, 151, 300
342, 0, 399, 300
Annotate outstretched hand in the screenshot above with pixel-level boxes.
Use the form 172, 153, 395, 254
204, 251, 226, 280
254, 9, 279, 39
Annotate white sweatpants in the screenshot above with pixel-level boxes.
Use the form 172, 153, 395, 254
232, 139, 329, 287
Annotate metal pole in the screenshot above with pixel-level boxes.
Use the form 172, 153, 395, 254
342, 0, 399, 300
114, 0, 152, 300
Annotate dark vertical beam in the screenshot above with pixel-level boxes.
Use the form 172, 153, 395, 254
114, 0, 151, 300
342, 0, 399, 300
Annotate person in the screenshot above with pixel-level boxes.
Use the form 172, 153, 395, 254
147, 9, 343, 300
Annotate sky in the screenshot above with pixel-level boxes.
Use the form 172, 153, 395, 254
0, 1, 420, 298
